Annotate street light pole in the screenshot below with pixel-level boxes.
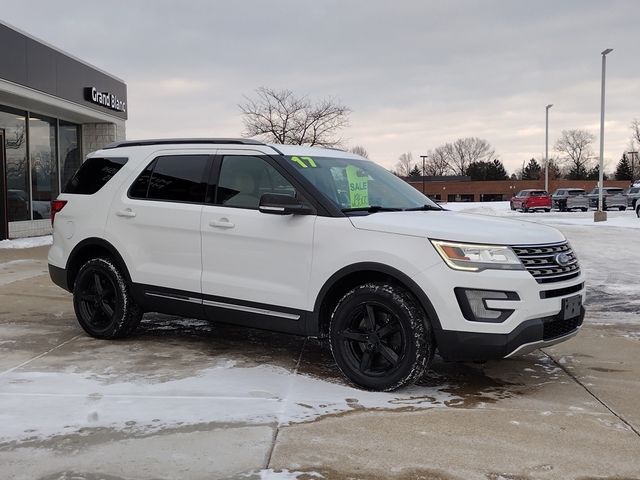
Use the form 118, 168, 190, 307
628, 151, 638, 183
545, 104, 553, 192
420, 155, 428, 195
595, 48, 613, 222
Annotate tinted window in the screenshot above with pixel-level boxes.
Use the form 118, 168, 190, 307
135, 155, 210, 203
216, 156, 296, 209
568, 189, 585, 196
63, 157, 128, 195
529, 190, 547, 196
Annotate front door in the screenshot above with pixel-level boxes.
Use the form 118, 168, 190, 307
0, 130, 8, 240
200, 152, 316, 332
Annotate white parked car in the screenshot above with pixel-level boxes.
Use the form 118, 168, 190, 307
48, 139, 585, 391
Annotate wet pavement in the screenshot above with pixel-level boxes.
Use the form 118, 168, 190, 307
0, 245, 639, 480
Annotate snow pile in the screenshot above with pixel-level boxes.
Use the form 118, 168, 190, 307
0, 235, 52, 249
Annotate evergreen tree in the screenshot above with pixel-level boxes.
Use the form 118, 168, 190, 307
487, 159, 508, 180
467, 161, 488, 180
408, 164, 422, 178
586, 166, 607, 181
466, 160, 508, 180
566, 164, 589, 180
615, 155, 633, 180
521, 158, 542, 180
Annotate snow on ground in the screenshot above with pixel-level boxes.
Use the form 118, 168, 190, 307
0, 235, 52, 249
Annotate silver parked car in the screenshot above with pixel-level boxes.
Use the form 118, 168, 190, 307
586, 187, 627, 210
625, 186, 640, 210
551, 188, 589, 212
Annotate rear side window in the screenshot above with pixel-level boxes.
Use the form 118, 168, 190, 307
63, 157, 127, 195
129, 155, 210, 203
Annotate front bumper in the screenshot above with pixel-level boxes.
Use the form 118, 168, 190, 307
411, 261, 586, 362
435, 307, 584, 361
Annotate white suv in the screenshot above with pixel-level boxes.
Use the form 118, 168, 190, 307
49, 139, 585, 391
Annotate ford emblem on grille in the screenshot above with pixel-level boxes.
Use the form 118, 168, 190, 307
555, 253, 571, 266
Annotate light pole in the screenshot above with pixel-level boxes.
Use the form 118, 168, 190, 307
420, 155, 428, 194
545, 104, 553, 192
595, 48, 613, 222
628, 151, 638, 183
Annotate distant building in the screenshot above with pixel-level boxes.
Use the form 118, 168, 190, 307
404, 177, 631, 202
0, 21, 127, 240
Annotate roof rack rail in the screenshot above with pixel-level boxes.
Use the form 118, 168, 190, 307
102, 138, 266, 149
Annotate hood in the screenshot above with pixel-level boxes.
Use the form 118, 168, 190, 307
349, 211, 565, 245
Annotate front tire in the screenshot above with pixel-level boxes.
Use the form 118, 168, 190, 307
73, 257, 143, 339
329, 283, 434, 391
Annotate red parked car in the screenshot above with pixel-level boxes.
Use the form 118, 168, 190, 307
510, 189, 552, 212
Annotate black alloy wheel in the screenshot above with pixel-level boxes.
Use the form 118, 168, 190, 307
330, 283, 434, 391
73, 257, 142, 339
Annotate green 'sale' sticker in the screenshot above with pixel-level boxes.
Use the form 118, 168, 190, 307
345, 165, 369, 208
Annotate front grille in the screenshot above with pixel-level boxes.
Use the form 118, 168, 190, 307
512, 242, 580, 284
543, 312, 584, 340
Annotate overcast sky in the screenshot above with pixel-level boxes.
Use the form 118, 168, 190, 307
3, 0, 640, 172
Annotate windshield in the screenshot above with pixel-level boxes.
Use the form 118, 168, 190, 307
286, 155, 440, 212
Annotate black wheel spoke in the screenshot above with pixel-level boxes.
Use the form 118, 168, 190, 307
364, 304, 377, 331
93, 273, 104, 295
378, 343, 399, 365
100, 300, 114, 317
80, 293, 99, 304
359, 349, 373, 372
340, 329, 369, 342
376, 323, 400, 339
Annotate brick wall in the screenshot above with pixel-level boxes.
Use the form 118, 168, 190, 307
82, 121, 126, 158
407, 179, 632, 202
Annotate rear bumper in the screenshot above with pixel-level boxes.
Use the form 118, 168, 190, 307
49, 264, 70, 292
435, 307, 584, 362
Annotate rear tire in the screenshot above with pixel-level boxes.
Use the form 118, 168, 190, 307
636, 204, 640, 218
619, 206, 626, 211
329, 282, 434, 391
73, 257, 143, 339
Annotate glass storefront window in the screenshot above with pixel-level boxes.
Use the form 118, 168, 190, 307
59, 121, 81, 190
0, 106, 29, 222
29, 114, 58, 220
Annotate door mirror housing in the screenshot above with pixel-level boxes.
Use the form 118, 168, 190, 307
259, 193, 314, 215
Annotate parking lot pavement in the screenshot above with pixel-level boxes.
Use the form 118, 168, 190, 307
1, 246, 639, 480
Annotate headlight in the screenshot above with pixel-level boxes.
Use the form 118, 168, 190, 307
430, 240, 524, 272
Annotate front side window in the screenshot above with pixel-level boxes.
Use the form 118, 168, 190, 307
129, 155, 209, 203
216, 155, 296, 209
64, 157, 127, 195
285, 155, 438, 213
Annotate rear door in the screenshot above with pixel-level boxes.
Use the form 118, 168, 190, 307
107, 151, 213, 297
200, 151, 316, 332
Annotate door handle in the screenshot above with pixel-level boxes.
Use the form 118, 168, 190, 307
209, 219, 235, 229
115, 209, 136, 218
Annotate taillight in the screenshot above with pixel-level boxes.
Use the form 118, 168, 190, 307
51, 200, 67, 226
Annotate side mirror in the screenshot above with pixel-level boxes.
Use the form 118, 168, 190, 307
259, 193, 314, 215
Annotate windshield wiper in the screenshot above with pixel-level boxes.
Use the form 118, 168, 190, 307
341, 206, 403, 213
404, 204, 445, 211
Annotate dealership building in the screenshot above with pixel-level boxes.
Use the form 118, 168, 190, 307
0, 21, 127, 240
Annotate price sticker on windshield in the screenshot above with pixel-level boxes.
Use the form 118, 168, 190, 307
290, 156, 317, 168
345, 165, 369, 208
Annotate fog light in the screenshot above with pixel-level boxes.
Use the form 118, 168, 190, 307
454, 288, 519, 323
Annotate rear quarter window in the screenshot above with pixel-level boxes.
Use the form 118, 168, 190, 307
63, 157, 128, 195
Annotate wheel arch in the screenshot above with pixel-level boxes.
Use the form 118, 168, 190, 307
65, 237, 131, 292
310, 262, 443, 339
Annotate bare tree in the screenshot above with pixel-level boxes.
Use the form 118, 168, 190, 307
350, 145, 369, 158
631, 119, 640, 146
554, 129, 595, 179
442, 137, 495, 175
395, 152, 414, 177
422, 146, 452, 176
239, 87, 350, 147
